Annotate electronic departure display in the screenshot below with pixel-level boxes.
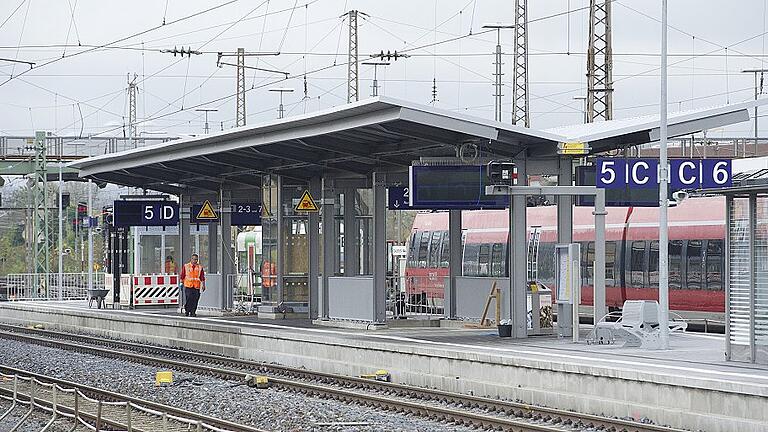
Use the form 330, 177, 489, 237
409, 165, 509, 210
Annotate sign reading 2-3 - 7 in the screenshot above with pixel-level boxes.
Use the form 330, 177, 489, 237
596, 158, 732, 190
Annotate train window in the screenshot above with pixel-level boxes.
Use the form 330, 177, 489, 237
605, 242, 616, 285
669, 240, 683, 289
630, 241, 646, 289
686, 240, 703, 290
706, 240, 724, 291
417, 231, 430, 268
463, 244, 479, 276
428, 231, 443, 268
491, 243, 504, 276
439, 231, 450, 268
649, 241, 659, 286
478, 244, 491, 276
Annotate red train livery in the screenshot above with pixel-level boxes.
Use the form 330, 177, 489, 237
404, 196, 726, 319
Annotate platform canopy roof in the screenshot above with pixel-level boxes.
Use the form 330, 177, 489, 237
70, 96, 763, 194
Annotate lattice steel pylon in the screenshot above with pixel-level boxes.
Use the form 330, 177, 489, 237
587, 0, 614, 122
512, 0, 530, 127
33, 130, 49, 277
127, 74, 138, 147
346, 10, 359, 103
236, 48, 246, 127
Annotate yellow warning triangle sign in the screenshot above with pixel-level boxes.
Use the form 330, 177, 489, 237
196, 200, 218, 220
294, 190, 319, 212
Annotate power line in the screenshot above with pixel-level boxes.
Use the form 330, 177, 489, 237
0, 0, 243, 88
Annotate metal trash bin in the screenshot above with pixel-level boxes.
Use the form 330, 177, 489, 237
497, 324, 513, 338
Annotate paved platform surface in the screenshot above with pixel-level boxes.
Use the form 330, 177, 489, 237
13, 300, 768, 389
2, 300, 767, 431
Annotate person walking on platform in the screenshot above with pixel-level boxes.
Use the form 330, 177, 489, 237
180, 253, 206, 317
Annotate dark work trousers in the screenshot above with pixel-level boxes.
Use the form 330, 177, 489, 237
184, 287, 201, 315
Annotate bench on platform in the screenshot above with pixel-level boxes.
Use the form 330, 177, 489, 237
587, 300, 687, 349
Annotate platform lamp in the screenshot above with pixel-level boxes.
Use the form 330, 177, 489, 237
269, 88, 294, 119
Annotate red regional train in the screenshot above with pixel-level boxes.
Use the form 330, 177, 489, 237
404, 196, 726, 320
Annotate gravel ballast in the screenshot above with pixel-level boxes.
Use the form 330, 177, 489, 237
0, 338, 478, 432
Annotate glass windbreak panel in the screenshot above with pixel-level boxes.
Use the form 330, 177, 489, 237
755, 197, 768, 347
164, 235, 179, 274
649, 241, 659, 286
491, 243, 504, 277
463, 244, 479, 276
408, 232, 418, 267
687, 240, 703, 290
729, 198, 751, 347
140, 235, 162, 274
630, 241, 646, 288
605, 242, 616, 285
428, 231, 443, 268
439, 231, 450, 268
537, 242, 556, 287
417, 231, 430, 268
706, 240, 723, 291
478, 244, 490, 276
586, 242, 595, 285
669, 240, 683, 290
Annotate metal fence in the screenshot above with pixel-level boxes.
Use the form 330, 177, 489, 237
386, 275, 446, 319
1, 273, 105, 301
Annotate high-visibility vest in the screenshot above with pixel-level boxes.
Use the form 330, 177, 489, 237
184, 263, 203, 289
261, 261, 275, 288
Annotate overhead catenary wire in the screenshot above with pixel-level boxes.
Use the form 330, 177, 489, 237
0, 0, 243, 88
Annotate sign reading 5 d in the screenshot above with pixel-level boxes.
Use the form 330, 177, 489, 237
596, 158, 732, 190
113, 200, 179, 227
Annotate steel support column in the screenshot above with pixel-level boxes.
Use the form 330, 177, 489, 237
343, 189, 358, 276
276, 176, 285, 305
446, 209, 462, 319
510, 158, 527, 338
308, 177, 321, 319
725, 195, 733, 360
321, 177, 335, 319
749, 194, 757, 362
558, 158, 574, 336
208, 222, 218, 273
219, 188, 233, 309
593, 189, 607, 323
372, 172, 387, 324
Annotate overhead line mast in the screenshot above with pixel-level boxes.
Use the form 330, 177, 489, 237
587, 0, 614, 122
513, 0, 530, 127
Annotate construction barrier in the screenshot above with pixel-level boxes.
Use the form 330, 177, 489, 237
131, 274, 180, 306
104, 274, 132, 308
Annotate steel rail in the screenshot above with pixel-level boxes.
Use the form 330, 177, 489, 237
0, 363, 267, 432
0, 324, 686, 432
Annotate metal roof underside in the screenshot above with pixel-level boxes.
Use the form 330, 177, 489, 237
70, 96, 761, 194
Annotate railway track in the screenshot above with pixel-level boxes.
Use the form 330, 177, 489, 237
0, 323, 687, 432
0, 364, 267, 432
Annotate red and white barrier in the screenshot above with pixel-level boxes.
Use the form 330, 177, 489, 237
104, 274, 133, 307
131, 274, 180, 306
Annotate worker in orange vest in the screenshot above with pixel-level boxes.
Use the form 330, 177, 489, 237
179, 253, 206, 317
261, 260, 276, 289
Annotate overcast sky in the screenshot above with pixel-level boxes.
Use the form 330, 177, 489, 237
1, 0, 768, 140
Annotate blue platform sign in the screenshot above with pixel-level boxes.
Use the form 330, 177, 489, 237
231, 202, 262, 226
191, 202, 262, 226
596, 158, 731, 190
114, 200, 179, 227
388, 187, 413, 210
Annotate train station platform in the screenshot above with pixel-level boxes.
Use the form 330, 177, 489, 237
0, 300, 765, 432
